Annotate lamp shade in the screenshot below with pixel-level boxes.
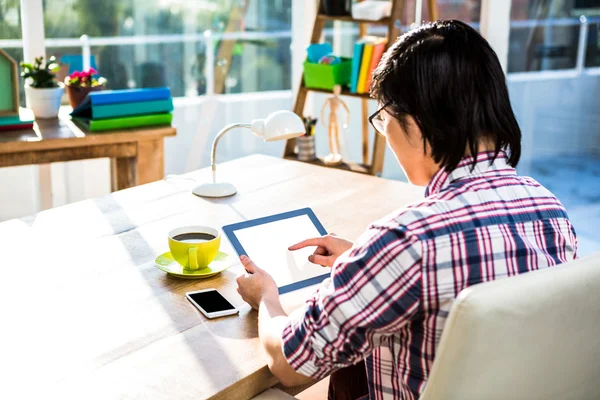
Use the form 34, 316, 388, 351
250, 110, 305, 142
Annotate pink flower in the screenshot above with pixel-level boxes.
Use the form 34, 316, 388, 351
70, 71, 82, 78
88, 67, 97, 75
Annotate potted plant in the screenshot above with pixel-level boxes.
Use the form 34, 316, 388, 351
65, 68, 107, 109
20, 56, 64, 119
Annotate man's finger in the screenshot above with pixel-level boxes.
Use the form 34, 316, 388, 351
240, 255, 258, 273
289, 237, 326, 251
308, 253, 333, 267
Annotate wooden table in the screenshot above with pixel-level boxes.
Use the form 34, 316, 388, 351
0, 109, 176, 191
0, 155, 423, 400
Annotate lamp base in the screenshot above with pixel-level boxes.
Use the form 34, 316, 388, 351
192, 182, 237, 198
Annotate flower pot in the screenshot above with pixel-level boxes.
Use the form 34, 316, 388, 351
66, 84, 105, 109
25, 82, 65, 119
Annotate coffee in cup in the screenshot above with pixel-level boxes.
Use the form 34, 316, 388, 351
168, 226, 221, 270
172, 232, 217, 243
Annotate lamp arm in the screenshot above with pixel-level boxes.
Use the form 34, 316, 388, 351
210, 122, 251, 183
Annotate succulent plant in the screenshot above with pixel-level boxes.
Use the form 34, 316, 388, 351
20, 56, 60, 89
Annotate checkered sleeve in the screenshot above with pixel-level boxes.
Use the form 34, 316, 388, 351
281, 226, 422, 380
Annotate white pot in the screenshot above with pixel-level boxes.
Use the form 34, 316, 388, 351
25, 82, 65, 119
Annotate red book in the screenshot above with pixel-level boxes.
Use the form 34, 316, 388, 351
0, 123, 34, 131
364, 39, 388, 93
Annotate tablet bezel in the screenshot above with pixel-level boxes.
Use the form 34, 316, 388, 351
222, 207, 329, 294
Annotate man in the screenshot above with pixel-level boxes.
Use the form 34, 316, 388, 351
236, 20, 577, 400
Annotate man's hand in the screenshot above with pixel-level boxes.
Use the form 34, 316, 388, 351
289, 233, 353, 267
235, 256, 314, 387
236, 255, 279, 310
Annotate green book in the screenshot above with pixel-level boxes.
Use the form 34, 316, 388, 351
72, 113, 173, 132
71, 99, 174, 119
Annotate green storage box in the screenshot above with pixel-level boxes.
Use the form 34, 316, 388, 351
304, 58, 352, 90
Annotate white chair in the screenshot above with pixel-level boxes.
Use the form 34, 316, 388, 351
420, 254, 600, 400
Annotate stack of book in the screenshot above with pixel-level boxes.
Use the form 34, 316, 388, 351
0, 115, 34, 132
350, 36, 388, 94
71, 87, 173, 132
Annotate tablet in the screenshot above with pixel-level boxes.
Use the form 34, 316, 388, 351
223, 208, 330, 294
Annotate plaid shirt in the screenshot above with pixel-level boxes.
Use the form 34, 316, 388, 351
282, 151, 577, 400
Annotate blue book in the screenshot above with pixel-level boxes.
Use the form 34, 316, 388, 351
71, 98, 174, 119
350, 41, 365, 93
74, 87, 171, 108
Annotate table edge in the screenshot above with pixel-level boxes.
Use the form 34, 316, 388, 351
0, 126, 177, 154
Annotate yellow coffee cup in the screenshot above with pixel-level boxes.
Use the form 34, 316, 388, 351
168, 226, 221, 270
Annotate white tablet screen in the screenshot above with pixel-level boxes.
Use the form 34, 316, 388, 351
232, 214, 330, 288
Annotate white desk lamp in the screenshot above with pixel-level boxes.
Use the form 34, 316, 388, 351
192, 110, 305, 198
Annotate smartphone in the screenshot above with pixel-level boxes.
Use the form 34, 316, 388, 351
186, 289, 239, 319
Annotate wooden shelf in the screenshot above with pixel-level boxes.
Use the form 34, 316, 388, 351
304, 86, 374, 100
285, 154, 371, 175
287, 0, 411, 176
317, 14, 391, 25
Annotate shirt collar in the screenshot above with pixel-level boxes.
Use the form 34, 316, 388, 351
425, 151, 516, 197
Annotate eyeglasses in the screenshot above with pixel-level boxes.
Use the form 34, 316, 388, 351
368, 102, 392, 136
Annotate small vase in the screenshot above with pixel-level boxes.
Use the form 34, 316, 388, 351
66, 84, 105, 109
25, 82, 65, 119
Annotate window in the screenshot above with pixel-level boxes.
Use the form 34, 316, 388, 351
40, 0, 292, 97
505, 1, 600, 256
508, 0, 600, 72
586, 20, 600, 67
1, 1, 24, 103
420, 0, 481, 23
0, 1, 21, 40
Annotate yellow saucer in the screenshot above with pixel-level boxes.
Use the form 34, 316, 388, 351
154, 251, 232, 279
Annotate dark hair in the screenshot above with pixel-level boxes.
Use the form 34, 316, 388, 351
371, 20, 521, 171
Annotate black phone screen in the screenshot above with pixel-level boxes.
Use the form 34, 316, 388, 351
188, 290, 236, 313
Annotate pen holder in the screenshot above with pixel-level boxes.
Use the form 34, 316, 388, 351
297, 136, 317, 161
